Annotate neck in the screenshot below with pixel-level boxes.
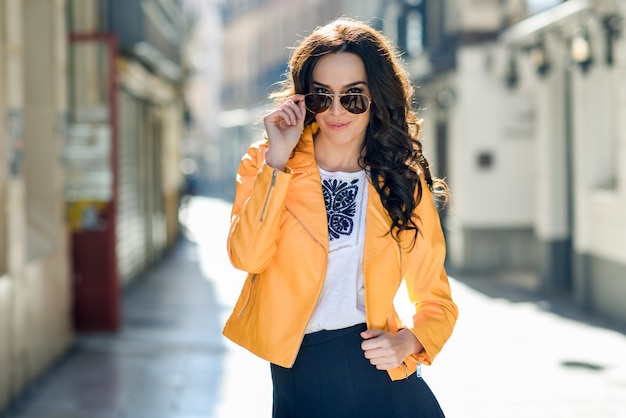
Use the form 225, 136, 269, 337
314, 139, 364, 173
315, 148, 362, 172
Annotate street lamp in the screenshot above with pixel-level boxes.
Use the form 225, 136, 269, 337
528, 37, 550, 77
570, 27, 593, 73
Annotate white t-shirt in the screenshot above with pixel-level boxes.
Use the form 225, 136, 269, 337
305, 167, 368, 333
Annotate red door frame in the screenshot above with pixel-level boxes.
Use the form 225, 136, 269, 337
68, 33, 121, 331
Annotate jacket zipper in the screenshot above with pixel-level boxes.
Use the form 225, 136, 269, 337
260, 170, 279, 222
398, 239, 425, 379
398, 240, 404, 285
238, 274, 257, 318
401, 362, 409, 378
286, 235, 328, 367
398, 241, 412, 380
289, 266, 327, 366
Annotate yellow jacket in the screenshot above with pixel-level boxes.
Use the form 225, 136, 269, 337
223, 126, 458, 381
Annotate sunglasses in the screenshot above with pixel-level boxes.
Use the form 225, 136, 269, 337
304, 93, 371, 115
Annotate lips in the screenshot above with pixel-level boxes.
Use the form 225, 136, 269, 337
326, 121, 350, 129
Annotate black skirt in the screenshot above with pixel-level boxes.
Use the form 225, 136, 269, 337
270, 323, 446, 418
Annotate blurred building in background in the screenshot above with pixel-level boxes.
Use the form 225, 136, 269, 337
373, 0, 533, 280
391, 0, 625, 324
182, 0, 223, 198
220, 0, 626, 323
0, 0, 72, 410
67, 0, 189, 332
500, 0, 626, 322
0, 0, 191, 411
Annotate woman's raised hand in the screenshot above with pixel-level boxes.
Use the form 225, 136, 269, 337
263, 95, 307, 171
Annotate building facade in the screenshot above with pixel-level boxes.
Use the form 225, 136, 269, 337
402, 0, 626, 323
502, 0, 626, 321
383, 0, 534, 275
0, 0, 189, 411
66, 0, 187, 331
0, 0, 73, 410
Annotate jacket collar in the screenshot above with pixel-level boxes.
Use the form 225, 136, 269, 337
283, 124, 327, 248
285, 124, 318, 175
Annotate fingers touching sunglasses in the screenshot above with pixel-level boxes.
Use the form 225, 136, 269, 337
304, 93, 371, 115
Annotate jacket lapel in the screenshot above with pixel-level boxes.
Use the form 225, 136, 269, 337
284, 127, 329, 251
364, 180, 394, 264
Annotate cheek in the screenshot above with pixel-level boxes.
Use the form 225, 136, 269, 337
358, 113, 371, 128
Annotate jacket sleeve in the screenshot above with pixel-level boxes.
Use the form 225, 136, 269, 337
403, 175, 458, 366
227, 141, 292, 274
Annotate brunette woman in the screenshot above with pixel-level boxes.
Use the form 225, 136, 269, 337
224, 18, 458, 418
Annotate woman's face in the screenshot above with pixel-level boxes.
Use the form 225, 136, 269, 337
310, 52, 371, 149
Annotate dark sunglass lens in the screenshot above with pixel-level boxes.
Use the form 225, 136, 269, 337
340, 94, 368, 114
305, 94, 331, 114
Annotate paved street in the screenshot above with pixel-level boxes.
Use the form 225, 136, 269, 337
2, 196, 626, 418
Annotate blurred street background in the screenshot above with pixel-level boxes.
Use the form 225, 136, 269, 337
1, 0, 626, 417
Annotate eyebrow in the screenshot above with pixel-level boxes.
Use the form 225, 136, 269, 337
312, 81, 368, 89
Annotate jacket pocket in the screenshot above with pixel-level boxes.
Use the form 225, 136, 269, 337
238, 274, 258, 318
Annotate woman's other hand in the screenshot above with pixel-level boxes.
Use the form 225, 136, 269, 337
360, 329, 424, 370
263, 95, 306, 170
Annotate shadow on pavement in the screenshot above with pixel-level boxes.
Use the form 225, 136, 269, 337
449, 267, 626, 336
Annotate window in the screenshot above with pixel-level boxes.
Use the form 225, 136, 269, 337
406, 10, 424, 57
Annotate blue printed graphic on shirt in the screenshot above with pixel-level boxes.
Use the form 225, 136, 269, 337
322, 178, 359, 241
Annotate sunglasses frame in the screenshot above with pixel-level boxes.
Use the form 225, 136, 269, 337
303, 93, 372, 115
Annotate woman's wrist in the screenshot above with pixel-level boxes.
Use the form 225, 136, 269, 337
398, 328, 424, 355
265, 147, 291, 171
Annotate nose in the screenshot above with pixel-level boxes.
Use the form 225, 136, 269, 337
328, 95, 344, 115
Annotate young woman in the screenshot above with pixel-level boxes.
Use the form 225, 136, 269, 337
223, 18, 458, 417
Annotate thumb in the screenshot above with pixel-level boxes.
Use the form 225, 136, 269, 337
360, 329, 385, 340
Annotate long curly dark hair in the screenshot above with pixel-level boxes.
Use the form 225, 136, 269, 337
274, 18, 448, 245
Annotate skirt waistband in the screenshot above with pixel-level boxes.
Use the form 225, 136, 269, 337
301, 323, 367, 347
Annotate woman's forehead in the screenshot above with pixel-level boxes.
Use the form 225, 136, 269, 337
311, 52, 367, 88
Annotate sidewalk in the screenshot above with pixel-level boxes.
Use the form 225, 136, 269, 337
429, 273, 626, 418
2, 196, 626, 417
